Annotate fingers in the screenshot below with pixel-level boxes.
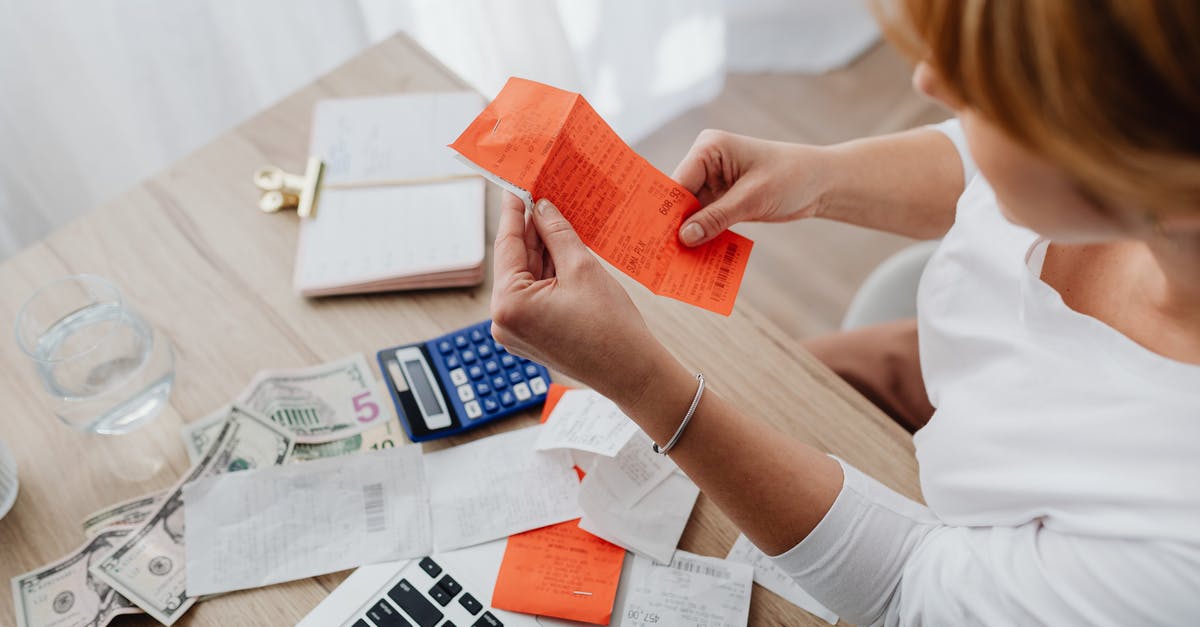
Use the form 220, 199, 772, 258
493, 192, 534, 294
530, 199, 589, 273
679, 192, 746, 247
523, 210, 544, 279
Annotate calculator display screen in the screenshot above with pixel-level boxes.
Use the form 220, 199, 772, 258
403, 359, 445, 416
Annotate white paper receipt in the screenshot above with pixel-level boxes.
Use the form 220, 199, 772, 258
424, 425, 580, 552
535, 389, 641, 457
619, 551, 753, 627
727, 534, 839, 624
183, 445, 430, 596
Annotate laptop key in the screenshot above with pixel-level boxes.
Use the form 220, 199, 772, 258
472, 612, 503, 627
444, 622, 458, 627
388, 579, 445, 627
367, 599, 414, 627
437, 574, 463, 597
429, 584, 452, 606
352, 620, 371, 627
458, 593, 483, 615
418, 557, 442, 578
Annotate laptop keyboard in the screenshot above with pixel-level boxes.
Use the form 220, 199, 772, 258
351, 557, 504, 627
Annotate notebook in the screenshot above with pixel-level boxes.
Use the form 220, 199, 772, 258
294, 92, 487, 296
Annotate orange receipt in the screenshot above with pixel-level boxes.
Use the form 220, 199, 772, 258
491, 519, 626, 624
451, 77, 753, 315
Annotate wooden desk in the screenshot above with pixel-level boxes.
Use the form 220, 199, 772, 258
0, 34, 920, 626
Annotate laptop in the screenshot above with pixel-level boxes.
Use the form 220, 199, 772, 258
298, 540, 540, 627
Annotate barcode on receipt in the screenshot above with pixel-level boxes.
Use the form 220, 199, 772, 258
362, 483, 385, 532
672, 557, 730, 580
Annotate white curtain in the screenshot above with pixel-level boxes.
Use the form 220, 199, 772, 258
0, 0, 875, 258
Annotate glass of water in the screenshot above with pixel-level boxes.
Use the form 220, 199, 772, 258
15, 275, 174, 434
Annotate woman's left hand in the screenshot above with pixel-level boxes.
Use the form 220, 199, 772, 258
490, 193, 677, 409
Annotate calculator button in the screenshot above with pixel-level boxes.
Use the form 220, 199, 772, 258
445, 354, 461, 369
437, 575, 463, 597
484, 360, 500, 375
476, 344, 492, 358
418, 557, 442, 578
472, 612, 503, 627
508, 370, 523, 384
529, 376, 547, 395
461, 349, 477, 363
491, 375, 507, 390
513, 382, 531, 401
523, 364, 539, 378
467, 365, 484, 380
474, 382, 491, 397
388, 579, 443, 627
493, 339, 505, 352
470, 328, 486, 343
500, 390, 516, 407
437, 340, 453, 355
464, 400, 483, 419
449, 369, 468, 386
482, 397, 500, 414
457, 385, 475, 403
500, 354, 517, 369
459, 593, 483, 615
454, 335, 469, 349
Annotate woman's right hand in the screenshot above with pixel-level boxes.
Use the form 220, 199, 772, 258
673, 130, 831, 247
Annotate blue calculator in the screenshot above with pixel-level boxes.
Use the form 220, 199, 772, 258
376, 320, 552, 442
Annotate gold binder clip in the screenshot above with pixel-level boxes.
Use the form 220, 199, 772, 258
253, 156, 325, 219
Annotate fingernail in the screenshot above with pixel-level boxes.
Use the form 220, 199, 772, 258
536, 199, 553, 215
681, 222, 704, 245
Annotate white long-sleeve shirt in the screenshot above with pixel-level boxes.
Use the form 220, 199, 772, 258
769, 120, 1200, 626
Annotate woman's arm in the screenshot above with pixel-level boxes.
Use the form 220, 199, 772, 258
673, 125, 967, 246
491, 195, 844, 554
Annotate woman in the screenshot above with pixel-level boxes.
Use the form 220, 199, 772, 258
490, 1, 1200, 624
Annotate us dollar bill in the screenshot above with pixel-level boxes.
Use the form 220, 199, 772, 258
179, 405, 233, 465
289, 417, 403, 462
11, 527, 142, 627
236, 353, 387, 443
89, 407, 294, 625
81, 490, 166, 539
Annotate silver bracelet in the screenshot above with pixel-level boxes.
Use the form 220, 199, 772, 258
652, 373, 705, 455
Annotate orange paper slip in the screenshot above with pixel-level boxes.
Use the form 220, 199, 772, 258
491, 519, 626, 624
450, 77, 753, 315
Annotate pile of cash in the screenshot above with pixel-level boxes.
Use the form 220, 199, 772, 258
11, 354, 398, 627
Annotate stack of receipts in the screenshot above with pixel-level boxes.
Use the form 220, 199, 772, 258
182, 425, 581, 596
535, 389, 698, 565
536, 386, 837, 624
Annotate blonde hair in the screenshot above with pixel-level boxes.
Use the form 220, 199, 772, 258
877, 0, 1200, 216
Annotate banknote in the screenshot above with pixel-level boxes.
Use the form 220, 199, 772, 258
11, 527, 142, 627
89, 407, 294, 625
288, 417, 404, 462
81, 490, 166, 539
179, 405, 232, 464
236, 353, 387, 443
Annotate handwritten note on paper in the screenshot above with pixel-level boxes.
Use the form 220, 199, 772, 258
491, 519, 626, 625
619, 551, 753, 627
536, 389, 641, 457
578, 469, 699, 565
450, 77, 753, 315
183, 446, 431, 595
424, 425, 581, 552
727, 534, 839, 624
